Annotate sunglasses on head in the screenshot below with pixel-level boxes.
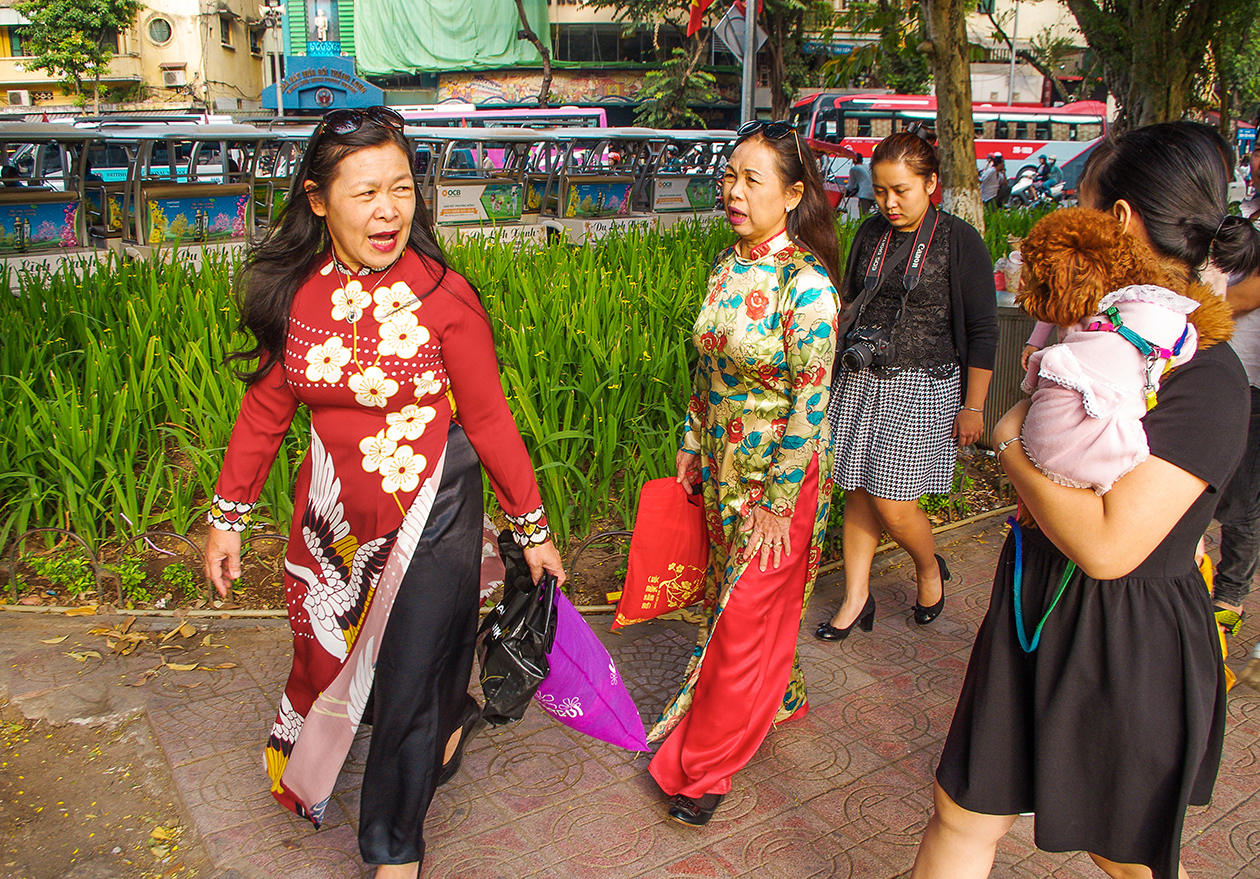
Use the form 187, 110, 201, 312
737, 120, 804, 165
318, 106, 406, 137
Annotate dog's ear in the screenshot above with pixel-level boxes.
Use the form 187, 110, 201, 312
1038, 244, 1111, 327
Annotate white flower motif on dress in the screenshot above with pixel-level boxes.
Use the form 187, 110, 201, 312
413, 370, 444, 398
358, 430, 397, 474
330, 280, 371, 322
305, 336, 352, 383
377, 313, 430, 359
373, 280, 419, 323
348, 366, 398, 408
379, 445, 426, 494
385, 404, 437, 442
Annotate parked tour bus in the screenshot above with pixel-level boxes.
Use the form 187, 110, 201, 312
789, 93, 1108, 193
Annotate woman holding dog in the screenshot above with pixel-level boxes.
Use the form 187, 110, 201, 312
912, 123, 1260, 879
814, 127, 996, 641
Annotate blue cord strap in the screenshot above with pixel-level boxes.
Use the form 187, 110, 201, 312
1009, 517, 1077, 653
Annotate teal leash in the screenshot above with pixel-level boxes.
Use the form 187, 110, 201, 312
1009, 516, 1077, 653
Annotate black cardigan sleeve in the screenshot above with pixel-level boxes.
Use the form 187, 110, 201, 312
949, 218, 998, 372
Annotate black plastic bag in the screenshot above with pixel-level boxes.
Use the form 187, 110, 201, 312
476, 531, 558, 725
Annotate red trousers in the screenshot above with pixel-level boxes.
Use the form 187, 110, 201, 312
649, 459, 819, 798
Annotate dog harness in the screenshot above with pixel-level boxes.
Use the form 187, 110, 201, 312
1086, 305, 1190, 410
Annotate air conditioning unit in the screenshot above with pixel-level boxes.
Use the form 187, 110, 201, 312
7, 90, 31, 106
162, 68, 187, 88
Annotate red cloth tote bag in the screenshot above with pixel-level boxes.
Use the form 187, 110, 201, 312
613, 477, 709, 630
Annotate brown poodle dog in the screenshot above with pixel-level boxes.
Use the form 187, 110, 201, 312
1018, 206, 1233, 347
1013, 207, 1234, 496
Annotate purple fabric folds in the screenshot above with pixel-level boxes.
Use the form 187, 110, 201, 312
534, 590, 649, 751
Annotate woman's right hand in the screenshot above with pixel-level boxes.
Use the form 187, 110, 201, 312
205, 529, 242, 598
675, 449, 701, 495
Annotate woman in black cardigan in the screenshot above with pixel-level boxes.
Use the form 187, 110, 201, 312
815, 128, 997, 641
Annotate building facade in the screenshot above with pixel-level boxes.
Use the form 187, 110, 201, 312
0, 0, 267, 114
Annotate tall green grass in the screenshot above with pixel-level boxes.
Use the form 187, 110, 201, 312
0, 206, 1046, 556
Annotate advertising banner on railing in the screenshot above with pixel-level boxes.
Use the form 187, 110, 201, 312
652, 177, 719, 213
434, 182, 524, 226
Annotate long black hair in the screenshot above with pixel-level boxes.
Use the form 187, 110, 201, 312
734, 128, 842, 285
1080, 122, 1260, 284
229, 117, 446, 384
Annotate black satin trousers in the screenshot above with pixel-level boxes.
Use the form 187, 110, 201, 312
358, 425, 483, 866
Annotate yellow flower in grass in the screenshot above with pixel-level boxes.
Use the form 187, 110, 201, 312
380, 445, 426, 494
305, 336, 351, 383
385, 404, 436, 442
349, 366, 398, 408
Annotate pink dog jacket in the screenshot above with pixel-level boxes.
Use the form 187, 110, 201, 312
1021, 285, 1199, 495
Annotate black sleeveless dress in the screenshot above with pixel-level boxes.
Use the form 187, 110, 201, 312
936, 341, 1248, 879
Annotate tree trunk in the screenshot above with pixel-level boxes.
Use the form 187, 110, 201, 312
921, 0, 983, 233
514, 0, 552, 107
766, 10, 803, 120
1064, 0, 1219, 131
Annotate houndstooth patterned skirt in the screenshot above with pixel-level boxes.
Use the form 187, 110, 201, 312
828, 366, 961, 501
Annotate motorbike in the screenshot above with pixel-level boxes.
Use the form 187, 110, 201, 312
1007, 166, 1067, 208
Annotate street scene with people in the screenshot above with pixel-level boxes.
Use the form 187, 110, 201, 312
2, 1, 1260, 878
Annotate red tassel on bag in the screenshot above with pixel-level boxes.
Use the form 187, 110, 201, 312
613, 478, 710, 630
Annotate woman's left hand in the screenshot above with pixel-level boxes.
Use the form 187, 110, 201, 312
524, 539, 567, 589
953, 408, 986, 447
739, 506, 792, 572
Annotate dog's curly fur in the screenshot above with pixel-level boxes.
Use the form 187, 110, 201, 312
1016, 207, 1233, 348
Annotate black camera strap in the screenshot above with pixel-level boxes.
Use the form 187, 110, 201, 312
850, 205, 941, 328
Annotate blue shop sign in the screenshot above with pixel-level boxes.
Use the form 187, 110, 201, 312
262, 55, 384, 111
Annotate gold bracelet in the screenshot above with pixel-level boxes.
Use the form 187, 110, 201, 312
995, 436, 1023, 456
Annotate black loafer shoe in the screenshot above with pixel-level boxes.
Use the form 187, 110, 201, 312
668, 792, 725, 827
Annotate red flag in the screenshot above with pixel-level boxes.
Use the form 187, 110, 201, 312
686, 0, 715, 37
733, 0, 764, 13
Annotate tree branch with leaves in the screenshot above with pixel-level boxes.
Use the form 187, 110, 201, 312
14, 0, 141, 115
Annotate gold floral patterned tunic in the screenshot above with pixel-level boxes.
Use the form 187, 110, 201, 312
651, 230, 840, 741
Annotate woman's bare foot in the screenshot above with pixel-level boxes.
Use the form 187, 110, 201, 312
374, 862, 419, 879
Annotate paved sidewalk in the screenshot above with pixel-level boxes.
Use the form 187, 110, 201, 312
4, 516, 1259, 879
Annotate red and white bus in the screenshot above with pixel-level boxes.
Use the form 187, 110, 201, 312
391, 104, 608, 130
789, 93, 1108, 193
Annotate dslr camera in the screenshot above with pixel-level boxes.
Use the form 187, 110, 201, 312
840, 326, 894, 371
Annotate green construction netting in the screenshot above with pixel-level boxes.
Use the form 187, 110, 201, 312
356, 0, 550, 75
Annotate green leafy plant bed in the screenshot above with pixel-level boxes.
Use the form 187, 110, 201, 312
1, 208, 1042, 611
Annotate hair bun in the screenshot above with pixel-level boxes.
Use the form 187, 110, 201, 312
907, 122, 938, 147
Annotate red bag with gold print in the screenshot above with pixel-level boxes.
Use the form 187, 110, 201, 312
612, 478, 710, 630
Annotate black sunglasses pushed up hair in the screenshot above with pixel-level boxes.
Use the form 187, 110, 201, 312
317, 106, 406, 137
737, 120, 804, 166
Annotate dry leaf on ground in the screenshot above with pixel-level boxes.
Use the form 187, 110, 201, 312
65, 651, 102, 662
38, 635, 69, 644
64, 606, 97, 616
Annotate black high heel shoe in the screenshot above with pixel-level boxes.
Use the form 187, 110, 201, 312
913, 554, 951, 626
436, 695, 484, 787
668, 792, 725, 827
814, 595, 876, 641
